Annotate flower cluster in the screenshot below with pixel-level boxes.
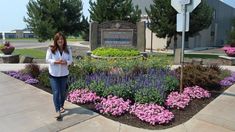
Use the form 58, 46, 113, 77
165, 86, 210, 109
130, 103, 174, 125
25, 78, 39, 84
165, 92, 191, 109
67, 89, 100, 104
222, 45, 235, 56
220, 72, 235, 87
183, 86, 211, 99
6, 71, 39, 84
1, 41, 15, 49
220, 79, 233, 86
95, 95, 131, 116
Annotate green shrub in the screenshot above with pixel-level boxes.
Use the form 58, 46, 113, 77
88, 81, 106, 96
37, 68, 50, 88
219, 69, 231, 80
134, 88, 164, 104
92, 47, 140, 57
103, 84, 133, 100
68, 79, 86, 91
164, 76, 179, 92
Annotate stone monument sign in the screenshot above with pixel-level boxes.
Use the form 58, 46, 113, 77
89, 20, 145, 51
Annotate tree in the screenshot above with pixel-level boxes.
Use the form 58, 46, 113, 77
146, 0, 213, 49
80, 16, 90, 41
229, 18, 235, 44
89, 0, 141, 23
24, 0, 83, 42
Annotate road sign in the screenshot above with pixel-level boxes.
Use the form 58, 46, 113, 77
186, 0, 201, 12
179, 0, 190, 5
177, 12, 189, 32
171, 0, 201, 13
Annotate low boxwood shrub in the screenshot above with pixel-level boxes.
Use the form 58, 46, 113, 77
92, 47, 140, 57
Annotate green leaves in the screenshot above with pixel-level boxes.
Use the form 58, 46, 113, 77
24, 0, 83, 41
134, 88, 164, 104
229, 18, 235, 43
89, 0, 141, 23
92, 47, 140, 57
146, 0, 213, 46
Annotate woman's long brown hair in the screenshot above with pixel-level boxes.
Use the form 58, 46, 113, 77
50, 32, 69, 54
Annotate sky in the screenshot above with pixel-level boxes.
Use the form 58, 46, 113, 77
0, 0, 234, 31
0, 0, 90, 31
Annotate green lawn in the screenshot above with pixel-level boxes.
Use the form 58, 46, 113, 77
12, 49, 46, 59
67, 36, 84, 42
5, 36, 84, 42
167, 53, 219, 59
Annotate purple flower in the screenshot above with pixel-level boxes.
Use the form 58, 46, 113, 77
220, 80, 233, 86
25, 79, 39, 84
6, 70, 39, 85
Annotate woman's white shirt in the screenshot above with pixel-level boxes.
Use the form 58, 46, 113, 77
46, 47, 73, 77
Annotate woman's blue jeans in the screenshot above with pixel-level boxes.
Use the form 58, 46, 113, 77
49, 76, 68, 112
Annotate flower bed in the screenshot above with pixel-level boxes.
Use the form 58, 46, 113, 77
2, 59, 234, 129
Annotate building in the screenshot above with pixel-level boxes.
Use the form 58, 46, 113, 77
0, 29, 34, 39
132, 0, 235, 50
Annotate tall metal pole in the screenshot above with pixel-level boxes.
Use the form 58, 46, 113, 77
2, 32, 5, 44
180, 4, 186, 93
150, 30, 153, 52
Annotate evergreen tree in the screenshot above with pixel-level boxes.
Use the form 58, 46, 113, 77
229, 18, 235, 44
24, 0, 83, 42
80, 16, 90, 41
146, 0, 213, 48
89, 0, 141, 23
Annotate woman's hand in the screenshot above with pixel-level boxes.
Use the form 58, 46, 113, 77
54, 60, 67, 65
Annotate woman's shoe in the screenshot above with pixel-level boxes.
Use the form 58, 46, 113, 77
60, 107, 65, 113
55, 111, 61, 118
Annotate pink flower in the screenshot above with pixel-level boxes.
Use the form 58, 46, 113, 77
222, 45, 235, 56
130, 103, 174, 125
183, 86, 211, 99
67, 89, 100, 104
95, 95, 131, 116
165, 92, 191, 109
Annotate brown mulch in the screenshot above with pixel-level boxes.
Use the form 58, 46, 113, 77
32, 83, 226, 130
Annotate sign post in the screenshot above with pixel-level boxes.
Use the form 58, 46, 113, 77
180, 3, 186, 93
171, 0, 201, 92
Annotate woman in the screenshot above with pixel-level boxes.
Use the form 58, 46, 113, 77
46, 32, 73, 118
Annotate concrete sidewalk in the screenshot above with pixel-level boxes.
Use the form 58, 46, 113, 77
0, 66, 235, 132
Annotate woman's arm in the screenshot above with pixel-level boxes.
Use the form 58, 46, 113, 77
66, 47, 73, 66
46, 48, 56, 64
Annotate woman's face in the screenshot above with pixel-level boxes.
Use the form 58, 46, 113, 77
57, 36, 64, 47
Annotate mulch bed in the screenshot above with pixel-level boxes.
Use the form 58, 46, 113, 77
32, 83, 226, 130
